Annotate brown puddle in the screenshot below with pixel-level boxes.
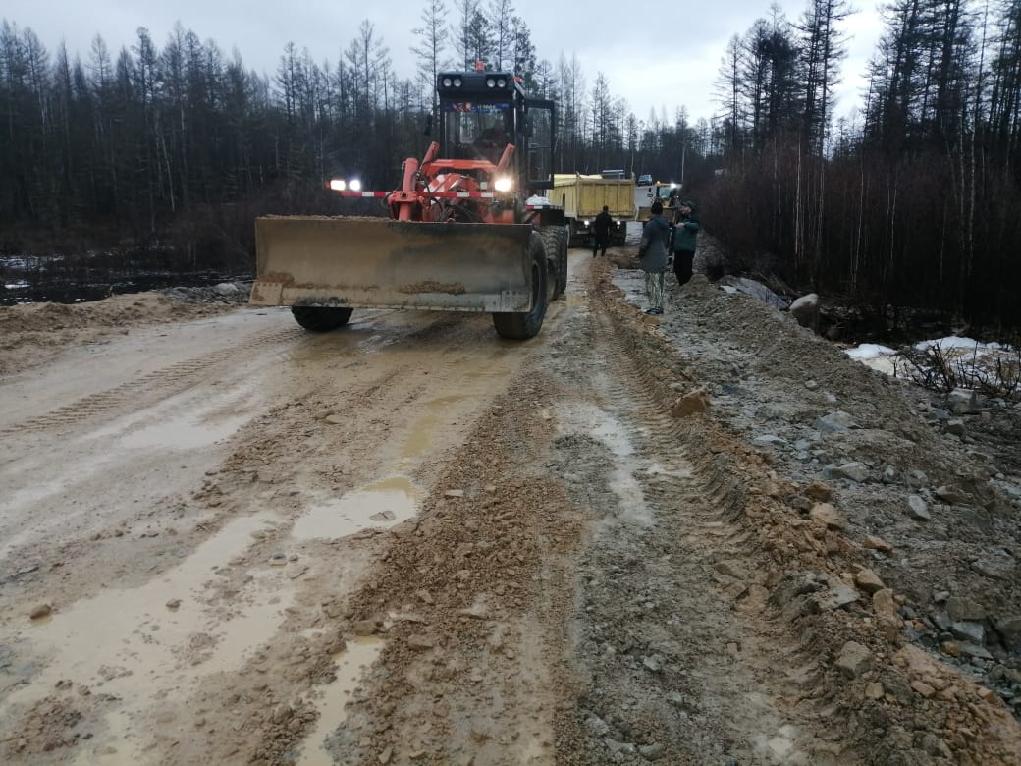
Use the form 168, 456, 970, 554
4, 512, 295, 762
296, 636, 385, 766
292, 476, 419, 541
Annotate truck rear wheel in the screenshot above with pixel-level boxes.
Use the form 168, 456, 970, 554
291, 306, 353, 332
540, 225, 569, 300
493, 232, 548, 340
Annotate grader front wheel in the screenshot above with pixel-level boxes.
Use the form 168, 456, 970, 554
492, 232, 548, 340
291, 306, 353, 332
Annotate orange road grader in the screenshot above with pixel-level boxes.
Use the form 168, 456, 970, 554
249, 71, 568, 340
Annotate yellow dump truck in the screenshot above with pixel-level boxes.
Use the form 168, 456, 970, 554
549, 173, 636, 246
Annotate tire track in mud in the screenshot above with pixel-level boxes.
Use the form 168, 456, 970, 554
551, 277, 816, 764
0, 325, 305, 435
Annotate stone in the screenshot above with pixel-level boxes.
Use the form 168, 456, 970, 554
864, 535, 893, 553
854, 568, 886, 594
958, 642, 993, 660
28, 604, 52, 620
882, 465, 898, 483
836, 641, 873, 679
906, 469, 929, 488
639, 743, 665, 760
753, 434, 786, 448
809, 503, 845, 530
166, 599, 182, 611
971, 556, 1013, 580
671, 389, 710, 418
995, 616, 1021, 650
666, 692, 687, 708
945, 596, 986, 622
935, 485, 966, 504
805, 380, 819, 391
324, 414, 344, 425
213, 282, 240, 296
351, 620, 379, 636
820, 581, 859, 610
407, 634, 435, 650
945, 419, 966, 436
415, 589, 434, 605
642, 655, 664, 673
370, 511, 397, 522
865, 682, 885, 700
444, 489, 465, 498
873, 589, 902, 637
804, 481, 833, 502
949, 622, 986, 644
378, 746, 394, 764
906, 495, 931, 521
911, 681, 936, 698
833, 463, 869, 482
815, 410, 856, 433
948, 388, 982, 415
941, 640, 961, 657
789, 293, 820, 327
585, 715, 610, 738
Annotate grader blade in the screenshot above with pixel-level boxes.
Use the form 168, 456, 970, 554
250, 216, 535, 313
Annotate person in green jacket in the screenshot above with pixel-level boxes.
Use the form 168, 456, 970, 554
671, 201, 700, 286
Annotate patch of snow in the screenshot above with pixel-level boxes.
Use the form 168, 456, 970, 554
844, 343, 897, 360
913, 336, 1003, 353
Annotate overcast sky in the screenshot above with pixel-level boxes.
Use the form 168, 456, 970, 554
5, 0, 885, 124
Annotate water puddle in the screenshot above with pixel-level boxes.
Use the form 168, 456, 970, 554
297, 637, 385, 766
293, 476, 419, 541
561, 402, 653, 526
401, 395, 466, 460
2, 513, 293, 755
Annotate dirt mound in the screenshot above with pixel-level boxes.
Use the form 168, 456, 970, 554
0, 292, 237, 377
604, 257, 1021, 762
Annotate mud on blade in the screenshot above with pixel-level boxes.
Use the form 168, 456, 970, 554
250, 216, 535, 312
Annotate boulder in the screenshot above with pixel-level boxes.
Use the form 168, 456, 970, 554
789, 293, 820, 328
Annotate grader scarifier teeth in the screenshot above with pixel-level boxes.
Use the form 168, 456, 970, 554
250, 216, 535, 313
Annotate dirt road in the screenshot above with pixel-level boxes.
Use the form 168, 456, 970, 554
1, 253, 1019, 765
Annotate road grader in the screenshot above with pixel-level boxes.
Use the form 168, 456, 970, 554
249, 71, 567, 340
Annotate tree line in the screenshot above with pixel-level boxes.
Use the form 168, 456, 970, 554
707, 0, 1021, 331
0, 1, 713, 275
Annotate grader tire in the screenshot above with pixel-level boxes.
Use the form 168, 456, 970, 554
493, 232, 548, 340
540, 225, 569, 300
291, 306, 353, 332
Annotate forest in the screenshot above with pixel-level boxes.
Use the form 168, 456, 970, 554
2, 0, 1021, 330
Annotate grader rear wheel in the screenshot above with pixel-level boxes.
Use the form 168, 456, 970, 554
540, 225, 569, 301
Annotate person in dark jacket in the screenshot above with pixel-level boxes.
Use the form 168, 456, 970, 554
638, 201, 671, 314
671, 201, 700, 286
591, 205, 613, 257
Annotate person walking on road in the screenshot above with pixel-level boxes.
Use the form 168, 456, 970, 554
592, 205, 613, 257
672, 200, 700, 286
638, 201, 671, 315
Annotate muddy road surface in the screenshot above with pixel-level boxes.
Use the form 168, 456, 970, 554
1, 253, 1019, 765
